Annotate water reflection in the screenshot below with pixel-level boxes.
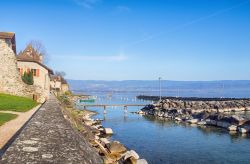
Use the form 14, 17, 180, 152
143, 115, 250, 142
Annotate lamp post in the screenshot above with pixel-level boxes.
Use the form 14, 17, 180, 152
159, 77, 162, 101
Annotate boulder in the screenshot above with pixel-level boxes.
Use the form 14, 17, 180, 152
124, 156, 137, 164
206, 119, 217, 126
228, 125, 237, 131
163, 103, 170, 110
104, 128, 113, 135
100, 138, 110, 146
216, 121, 231, 128
137, 159, 148, 164
163, 113, 169, 118
123, 150, 139, 160
138, 111, 145, 115
231, 115, 246, 125
238, 126, 250, 133
107, 141, 127, 154
197, 121, 206, 125
157, 111, 164, 117
175, 117, 182, 121
238, 127, 248, 133
187, 119, 199, 124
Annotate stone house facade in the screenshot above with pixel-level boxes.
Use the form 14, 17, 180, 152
17, 45, 53, 101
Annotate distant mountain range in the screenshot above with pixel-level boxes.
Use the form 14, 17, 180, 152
67, 80, 250, 98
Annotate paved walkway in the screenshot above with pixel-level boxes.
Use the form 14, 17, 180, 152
0, 105, 41, 149
0, 95, 103, 164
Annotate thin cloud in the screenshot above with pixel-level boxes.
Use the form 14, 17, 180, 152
53, 54, 128, 62
73, 0, 102, 8
126, 0, 250, 48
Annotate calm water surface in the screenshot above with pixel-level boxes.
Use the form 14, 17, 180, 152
76, 92, 250, 164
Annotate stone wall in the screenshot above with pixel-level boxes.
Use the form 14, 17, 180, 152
0, 39, 41, 101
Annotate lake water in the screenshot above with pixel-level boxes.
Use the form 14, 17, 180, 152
74, 91, 250, 164
71, 81, 250, 164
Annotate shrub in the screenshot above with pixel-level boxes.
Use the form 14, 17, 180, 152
22, 71, 34, 85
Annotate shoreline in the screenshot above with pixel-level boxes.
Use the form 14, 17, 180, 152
60, 93, 148, 164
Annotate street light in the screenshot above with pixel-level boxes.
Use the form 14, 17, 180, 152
159, 77, 162, 101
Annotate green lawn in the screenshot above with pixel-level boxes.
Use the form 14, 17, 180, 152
0, 112, 18, 126
0, 93, 38, 112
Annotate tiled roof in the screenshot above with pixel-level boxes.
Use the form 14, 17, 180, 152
0, 32, 15, 39
50, 75, 61, 81
17, 44, 41, 62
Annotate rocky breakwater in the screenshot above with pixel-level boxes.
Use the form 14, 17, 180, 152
138, 99, 250, 134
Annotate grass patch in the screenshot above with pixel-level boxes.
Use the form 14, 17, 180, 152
0, 93, 38, 112
0, 112, 18, 126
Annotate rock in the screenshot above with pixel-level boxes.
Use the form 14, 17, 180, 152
228, 125, 237, 131
137, 159, 148, 164
107, 141, 127, 154
175, 117, 182, 121
231, 115, 246, 125
163, 113, 169, 118
206, 119, 217, 126
123, 150, 140, 160
104, 128, 113, 135
238, 127, 248, 133
157, 111, 164, 117
95, 135, 99, 140
187, 119, 199, 124
197, 121, 206, 125
124, 156, 137, 164
85, 120, 94, 126
100, 138, 110, 146
163, 103, 170, 110
216, 121, 231, 128
238, 126, 250, 133
138, 111, 145, 115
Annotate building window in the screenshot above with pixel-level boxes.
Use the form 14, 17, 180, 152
31, 69, 37, 76
5, 39, 12, 47
18, 68, 23, 75
31, 69, 40, 77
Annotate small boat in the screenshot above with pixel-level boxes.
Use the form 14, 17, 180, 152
79, 96, 96, 103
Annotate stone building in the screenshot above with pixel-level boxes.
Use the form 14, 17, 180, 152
61, 78, 69, 93
50, 75, 69, 93
17, 45, 53, 101
0, 32, 37, 100
50, 75, 62, 91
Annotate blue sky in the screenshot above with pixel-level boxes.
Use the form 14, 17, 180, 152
1, 0, 250, 80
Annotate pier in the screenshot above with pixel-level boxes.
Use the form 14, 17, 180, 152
78, 104, 146, 114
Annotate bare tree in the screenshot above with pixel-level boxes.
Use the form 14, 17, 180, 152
55, 71, 66, 77
27, 40, 49, 64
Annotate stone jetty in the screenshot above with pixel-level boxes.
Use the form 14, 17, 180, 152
138, 98, 250, 134
0, 94, 102, 164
